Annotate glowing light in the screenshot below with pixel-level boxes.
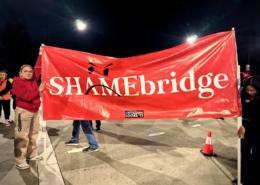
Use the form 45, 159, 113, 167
242, 72, 249, 79
187, 35, 197, 44
76, 19, 86, 31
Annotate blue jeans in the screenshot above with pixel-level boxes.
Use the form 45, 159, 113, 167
71, 120, 99, 149
241, 131, 260, 185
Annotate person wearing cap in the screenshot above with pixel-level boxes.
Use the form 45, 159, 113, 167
0, 69, 12, 126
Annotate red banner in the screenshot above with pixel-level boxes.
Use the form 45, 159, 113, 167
40, 31, 241, 120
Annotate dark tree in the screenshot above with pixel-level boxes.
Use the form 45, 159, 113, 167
0, 9, 39, 77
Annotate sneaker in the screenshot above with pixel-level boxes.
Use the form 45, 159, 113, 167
96, 129, 101, 133
4, 120, 10, 126
65, 140, 79, 146
82, 146, 99, 153
27, 155, 43, 160
16, 162, 30, 170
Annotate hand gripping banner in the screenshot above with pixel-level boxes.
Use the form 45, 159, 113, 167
38, 31, 241, 120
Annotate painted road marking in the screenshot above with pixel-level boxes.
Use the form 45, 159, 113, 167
149, 132, 165, 136
192, 124, 201, 127
67, 147, 86, 154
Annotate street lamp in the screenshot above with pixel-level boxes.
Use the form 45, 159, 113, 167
76, 19, 87, 31
187, 35, 198, 44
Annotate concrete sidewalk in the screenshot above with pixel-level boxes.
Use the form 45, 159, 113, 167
0, 108, 64, 185
0, 107, 238, 185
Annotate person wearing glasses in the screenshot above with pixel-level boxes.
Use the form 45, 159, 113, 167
11, 64, 46, 170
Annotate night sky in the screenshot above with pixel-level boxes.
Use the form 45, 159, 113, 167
1, 0, 260, 73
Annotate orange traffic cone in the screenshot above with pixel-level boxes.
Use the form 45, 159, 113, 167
200, 131, 216, 157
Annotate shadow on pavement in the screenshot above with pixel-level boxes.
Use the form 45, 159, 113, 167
100, 130, 171, 147
0, 122, 38, 185
0, 122, 15, 139
18, 161, 38, 185
63, 179, 73, 185
179, 118, 198, 126
47, 127, 60, 136
105, 120, 124, 128
0, 122, 15, 180
211, 140, 237, 180
87, 151, 189, 185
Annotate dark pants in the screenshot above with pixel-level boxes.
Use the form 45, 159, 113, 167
241, 131, 260, 185
89, 120, 101, 130
0, 99, 10, 120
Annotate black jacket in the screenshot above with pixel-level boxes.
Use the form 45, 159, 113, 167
241, 93, 260, 133
0, 80, 12, 96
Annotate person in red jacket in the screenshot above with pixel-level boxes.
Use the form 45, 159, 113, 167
12, 64, 46, 170
0, 69, 12, 126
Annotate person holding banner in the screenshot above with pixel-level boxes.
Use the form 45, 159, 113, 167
12, 64, 46, 170
235, 76, 260, 185
65, 120, 99, 153
0, 69, 12, 126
